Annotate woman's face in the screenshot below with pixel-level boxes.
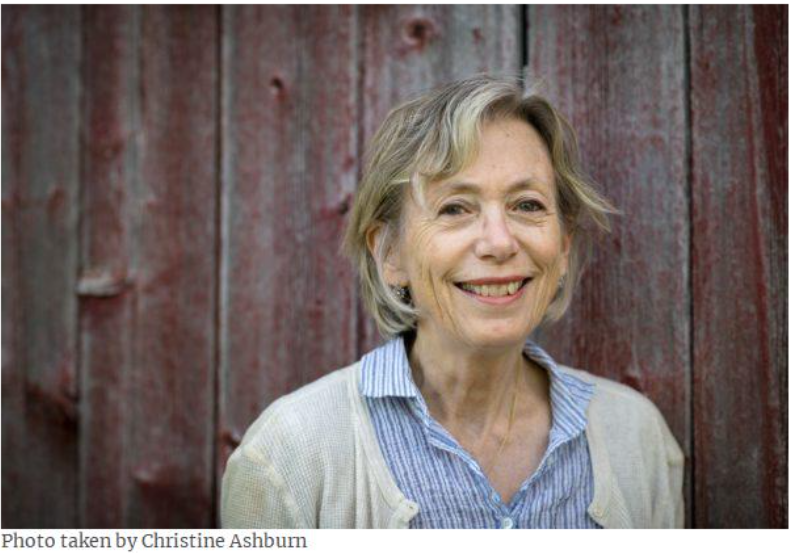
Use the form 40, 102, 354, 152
385, 117, 570, 351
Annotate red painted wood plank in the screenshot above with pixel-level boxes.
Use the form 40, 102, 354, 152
1, 5, 81, 528
123, 6, 218, 528
218, 5, 360, 492
529, 5, 691, 522
78, 5, 138, 528
690, 5, 787, 528
359, 5, 522, 352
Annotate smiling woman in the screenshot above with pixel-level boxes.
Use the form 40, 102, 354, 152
373, 118, 570, 354
221, 75, 685, 529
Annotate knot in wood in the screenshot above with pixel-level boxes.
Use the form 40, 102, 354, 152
404, 18, 436, 47
269, 76, 285, 97
77, 269, 130, 298
220, 429, 242, 449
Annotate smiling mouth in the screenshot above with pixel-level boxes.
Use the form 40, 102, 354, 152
454, 278, 531, 298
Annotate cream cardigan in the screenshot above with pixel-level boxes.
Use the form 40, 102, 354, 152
221, 362, 684, 529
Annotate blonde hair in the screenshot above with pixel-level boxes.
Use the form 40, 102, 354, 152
343, 75, 618, 338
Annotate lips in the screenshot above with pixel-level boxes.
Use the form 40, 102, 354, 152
454, 277, 531, 298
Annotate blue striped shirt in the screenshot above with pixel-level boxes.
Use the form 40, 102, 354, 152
360, 336, 601, 529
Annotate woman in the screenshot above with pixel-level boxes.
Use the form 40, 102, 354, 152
221, 75, 684, 529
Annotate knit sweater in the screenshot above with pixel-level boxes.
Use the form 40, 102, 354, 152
221, 362, 684, 529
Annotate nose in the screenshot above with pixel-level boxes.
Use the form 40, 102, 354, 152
474, 207, 518, 261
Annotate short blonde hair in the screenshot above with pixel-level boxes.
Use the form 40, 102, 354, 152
343, 75, 617, 338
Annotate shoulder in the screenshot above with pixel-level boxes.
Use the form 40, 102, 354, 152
221, 365, 356, 528
557, 364, 683, 465
558, 364, 667, 424
556, 365, 684, 528
236, 363, 359, 461
221, 363, 361, 528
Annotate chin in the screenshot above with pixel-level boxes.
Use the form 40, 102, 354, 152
462, 325, 530, 351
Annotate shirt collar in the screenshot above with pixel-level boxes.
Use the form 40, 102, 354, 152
360, 335, 595, 439
359, 336, 419, 399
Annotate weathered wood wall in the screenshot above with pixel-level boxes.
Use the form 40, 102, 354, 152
2, 5, 786, 528
529, 4, 692, 522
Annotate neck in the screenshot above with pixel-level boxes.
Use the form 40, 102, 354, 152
407, 327, 548, 431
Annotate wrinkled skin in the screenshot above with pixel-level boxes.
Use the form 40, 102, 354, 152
382, 117, 570, 356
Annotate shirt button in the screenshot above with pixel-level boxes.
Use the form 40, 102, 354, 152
501, 517, 514, 529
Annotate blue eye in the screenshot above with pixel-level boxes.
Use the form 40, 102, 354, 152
516, 199, 545, 213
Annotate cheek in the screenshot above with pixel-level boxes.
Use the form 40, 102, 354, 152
409, 223, 434, 254
528, 225, 567, 270
405, 225, 458, 319
522, 228, 567, 314
404, 224, 438, 294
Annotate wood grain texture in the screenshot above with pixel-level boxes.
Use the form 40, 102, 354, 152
529, 5, 692, 523
1, 4, 785, 530
1, 5, 81, 528
218, 5, 360, 498
358, 4, 522, 352
124, 6, 218, 528
78, 5, 139, 528
689, 5, 788, 528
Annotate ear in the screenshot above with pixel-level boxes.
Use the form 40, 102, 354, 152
365, 223, 409, 287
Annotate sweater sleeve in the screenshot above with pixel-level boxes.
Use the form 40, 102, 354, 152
643, 398, 685, 529
671, 462, 684, 529
579, 366, 687, 529
661, 416, 685, 529
221, 443, 307, 529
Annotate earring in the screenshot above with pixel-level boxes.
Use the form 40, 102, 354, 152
392, 285, 412, 305
558, 275, 566, 289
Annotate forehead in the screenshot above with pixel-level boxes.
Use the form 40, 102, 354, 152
427, 118, 556, 198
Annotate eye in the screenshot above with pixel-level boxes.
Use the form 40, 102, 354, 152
438, 202, 469, 216
515, 199, 546, 213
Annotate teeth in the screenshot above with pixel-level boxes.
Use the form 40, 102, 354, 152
461, 280, 523, 297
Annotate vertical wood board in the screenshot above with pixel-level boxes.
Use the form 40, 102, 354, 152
1, 5, 81, 528
78, 5, 139, 528
689, 5, 788, 528
218, 6, 360, 490
124, 5, 218, 528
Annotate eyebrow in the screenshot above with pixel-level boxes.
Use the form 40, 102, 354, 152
434, 178, 549, 196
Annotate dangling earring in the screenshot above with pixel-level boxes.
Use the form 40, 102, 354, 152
558, 275, 566, 290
